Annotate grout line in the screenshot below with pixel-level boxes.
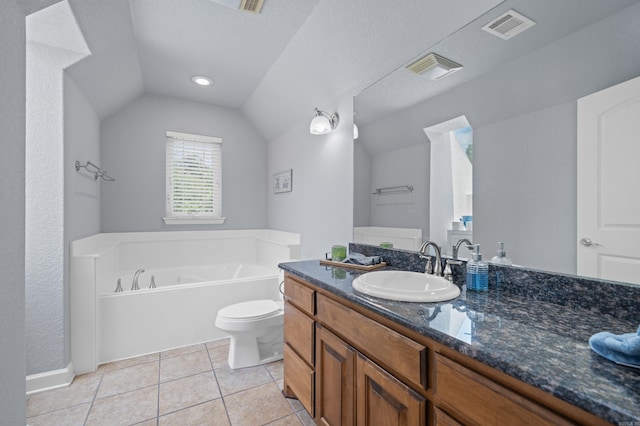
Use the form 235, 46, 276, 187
82, 372, 105, 426
206, 344, 233, 425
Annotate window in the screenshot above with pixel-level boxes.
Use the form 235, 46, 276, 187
164, 131, 225, 225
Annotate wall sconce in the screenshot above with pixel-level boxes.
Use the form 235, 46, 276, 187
310, 108, 339, 135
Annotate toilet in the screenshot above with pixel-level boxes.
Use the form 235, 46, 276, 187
215, 297, 284, 369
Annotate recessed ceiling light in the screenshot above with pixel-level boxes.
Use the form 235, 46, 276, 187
191, 76, 213, 86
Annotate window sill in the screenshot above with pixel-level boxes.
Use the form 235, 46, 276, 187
163, 217, 226, 225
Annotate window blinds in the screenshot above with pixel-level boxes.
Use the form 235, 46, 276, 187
166, 131, 222, 217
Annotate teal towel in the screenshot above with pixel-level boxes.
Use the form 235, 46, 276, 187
589, 325, 640, 369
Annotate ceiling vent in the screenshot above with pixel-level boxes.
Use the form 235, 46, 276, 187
239, 0, 264, 14
481, 9, 536, 40
406, 53, 462, 80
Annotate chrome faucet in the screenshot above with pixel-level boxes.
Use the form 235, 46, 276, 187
452, 238, 473, 259
131, 268, 145, 291
418, 241, 443, 276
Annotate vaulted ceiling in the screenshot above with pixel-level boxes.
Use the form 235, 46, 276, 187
36, 0, 640, 140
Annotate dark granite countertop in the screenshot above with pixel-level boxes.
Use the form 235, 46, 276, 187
279, 254, 640, 424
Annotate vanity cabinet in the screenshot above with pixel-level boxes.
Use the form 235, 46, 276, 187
283, 272, 609, 426
316, 325, 356, 425
316, 324, 426, 426
283, 275, 316, 416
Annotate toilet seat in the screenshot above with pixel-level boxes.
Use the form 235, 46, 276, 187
217, 299, 283, 322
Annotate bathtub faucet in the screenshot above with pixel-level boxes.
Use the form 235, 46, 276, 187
131, 269, 145, 291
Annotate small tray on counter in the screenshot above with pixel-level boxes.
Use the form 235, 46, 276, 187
319, 259, 387, 271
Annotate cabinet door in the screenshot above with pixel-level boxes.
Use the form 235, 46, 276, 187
316, 325, 356, 426
357, 356, 426, 426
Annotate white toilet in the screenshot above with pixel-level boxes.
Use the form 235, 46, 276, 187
215, 297, 284, 369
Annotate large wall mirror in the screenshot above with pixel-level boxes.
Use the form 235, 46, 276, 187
353, 0, 640, 284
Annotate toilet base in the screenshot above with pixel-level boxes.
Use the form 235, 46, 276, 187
227, 326, 284, 369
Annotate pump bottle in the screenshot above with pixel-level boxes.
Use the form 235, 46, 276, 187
490, 242, 512, 265
466, 244, 488, 291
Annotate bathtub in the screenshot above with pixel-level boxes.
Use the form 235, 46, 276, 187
71, 230, 300, 374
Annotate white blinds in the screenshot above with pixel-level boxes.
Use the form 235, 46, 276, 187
166, 131, 222, 217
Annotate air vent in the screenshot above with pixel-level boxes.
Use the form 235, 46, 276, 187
481, 9, 535, 40
406, 53, 462, 80
240, 0, 264, 14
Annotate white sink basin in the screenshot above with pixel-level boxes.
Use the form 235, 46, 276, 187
352, 270, 460, 302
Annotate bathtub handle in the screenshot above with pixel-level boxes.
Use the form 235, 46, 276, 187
279, 280, 285, 296
115, 278, 123, 293
149, 275, 156, 289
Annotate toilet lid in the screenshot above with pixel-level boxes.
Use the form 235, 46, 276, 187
218, 299, 282, 321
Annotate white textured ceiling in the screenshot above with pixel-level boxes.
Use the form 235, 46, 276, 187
129, 0, 318, 109
355, 0, 640, 126
57, 0, 640, 140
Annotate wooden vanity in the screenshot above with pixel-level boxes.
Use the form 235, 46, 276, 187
282, 272, 612, 425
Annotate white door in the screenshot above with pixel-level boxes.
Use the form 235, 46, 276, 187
577, 75, 640, 285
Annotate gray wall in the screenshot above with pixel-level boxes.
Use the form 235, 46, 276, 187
353, 141, 371, 226
101, 94, 268, 232
267, 97, 354, 259
0, 1, 26, 424
358, 4, 640, 274
369, 144, 430, 238
64, 74, 101, 370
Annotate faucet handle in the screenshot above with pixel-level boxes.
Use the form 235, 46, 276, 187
420, 255, 434, 274
443, 259, 463, 282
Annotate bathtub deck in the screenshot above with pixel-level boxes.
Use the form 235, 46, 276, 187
27, 339, 313, 425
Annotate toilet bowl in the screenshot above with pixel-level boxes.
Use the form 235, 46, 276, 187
215, 298, 284, 369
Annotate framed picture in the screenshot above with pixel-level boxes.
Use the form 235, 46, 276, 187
273, 169, 292, 193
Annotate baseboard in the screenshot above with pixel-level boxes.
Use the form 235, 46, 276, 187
26, 361, 75, 395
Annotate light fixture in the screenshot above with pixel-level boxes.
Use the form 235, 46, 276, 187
310, 108, 339, 135
353, 123, 359, 140
406, 53, 462, 80
191, 75, 213, 86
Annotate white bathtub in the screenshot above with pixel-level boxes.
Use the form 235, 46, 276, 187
71, 230, 300, 374
112, 263, 278, 292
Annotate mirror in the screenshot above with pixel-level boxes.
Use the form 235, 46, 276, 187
353, 0, 640, 282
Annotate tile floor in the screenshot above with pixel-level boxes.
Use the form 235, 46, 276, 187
26, 339, 315, 426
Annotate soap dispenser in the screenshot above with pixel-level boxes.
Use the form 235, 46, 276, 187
490, 242, 512, 265
466, 244, 488, 291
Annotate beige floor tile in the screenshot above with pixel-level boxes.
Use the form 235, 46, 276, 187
132, 420, 158, 426
159, 399, 229, 426
97, 361, 159, 399
215, 364, 272, 396
99, 353, 160, 373
205, 338, 230, 350
161, 343, 207, 359
159, 371, 221, 415
86, 386, 158, 426
26, 403, 91, 426
285, 396, 304, 413
295, 409, 315, 426
27, 373, 102, 417
160, 351, 212, 382
266, 414, 303, 425
265, 360, 284, 381
224, 382, 293, 426
207, 345, 229, 370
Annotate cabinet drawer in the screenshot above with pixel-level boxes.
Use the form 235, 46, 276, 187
317, 294, 427, 389
284, 343, 315, 417
435, 354, 572, 426
284, 301, 314, 366
434, 408, 462, 426
284, 275, 315, 315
